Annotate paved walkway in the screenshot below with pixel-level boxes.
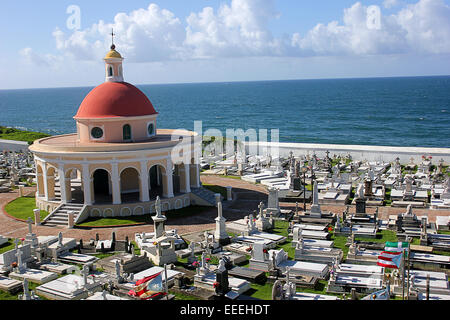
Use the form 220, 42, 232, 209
1, 176, 449, 242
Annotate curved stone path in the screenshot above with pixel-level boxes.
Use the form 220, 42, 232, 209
1, 177, 449, 242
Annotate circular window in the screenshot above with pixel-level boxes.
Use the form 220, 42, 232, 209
91, 127, 103, 139
148, 123, 154, 136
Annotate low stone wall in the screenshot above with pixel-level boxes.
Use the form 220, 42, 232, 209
246, 141, 450, 164
35, 197, 61, 214
36, 193, 192, 219
0, 139, 29, 152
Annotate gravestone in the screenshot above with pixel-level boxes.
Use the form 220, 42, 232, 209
23, 217, 38, 248
255, 202, 272, 232
309, 181, 322, 217
355, 185, 366, 215
214, 259, 231, 299
266, 187, 281, 217
214, 202, 231, 245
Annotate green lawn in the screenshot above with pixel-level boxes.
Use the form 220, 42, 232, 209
0, 126, 50, 145
4, 196, 49, 222
77, 215, 150, 227
77, 206, 212, 227
202, 184, 228, 198
0, 278, 50, 300
218, 175, 241, 180
0, 239, 15, 254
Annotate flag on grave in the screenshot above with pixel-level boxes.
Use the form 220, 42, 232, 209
377, 251, 403, 269
128, 272, 165, 300
384, 241, 409, 252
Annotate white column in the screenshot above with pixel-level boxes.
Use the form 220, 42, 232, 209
180, 164, 191, 193
111, 162, 121, 205
193, 164, 200, 188
58, 165, 68, 204
67, 211, 74, 229
140, 161, 150, 202
42, 162, 49, 201
163, 165, 174, 198
33, 209, 41, 226
82, 164, 92, 205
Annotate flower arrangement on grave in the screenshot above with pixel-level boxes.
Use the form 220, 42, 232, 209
192, 261, 199, 267
246, 246, 253, 252
213, 282, 219, 288
328, 226, 333, 232
153, 241, 158, 245
205, 258, 211, 262
263, 249, 268, 254
11, 262, 17, 268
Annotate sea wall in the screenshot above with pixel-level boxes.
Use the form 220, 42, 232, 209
0, 139, 29, 152
245, 141, 450, 164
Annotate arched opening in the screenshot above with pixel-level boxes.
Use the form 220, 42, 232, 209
149, 164, 165, 199
123, 124, 132, 141
108, 66, 113, 77
93, 169, 112, 204
65, 168, 84, 203
120, 167, 140, 203
36, 165, 44, 197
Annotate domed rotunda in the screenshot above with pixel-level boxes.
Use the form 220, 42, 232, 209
29, 43, 204, 225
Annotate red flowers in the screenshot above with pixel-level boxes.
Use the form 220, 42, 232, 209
263, 249, 268, 254
328, 226, 333, 232
192, 261, 199, 267
246, 247, 253, 252
213, 282, 220, 288
20, 238, 25, 242
205, 258, 211, 262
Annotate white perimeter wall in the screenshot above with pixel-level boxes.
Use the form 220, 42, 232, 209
245, 141, 450, 164
0, 139, 29, 152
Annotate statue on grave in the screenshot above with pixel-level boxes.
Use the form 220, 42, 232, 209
356, 184, 364, 199
58, 232, 63, 247
214, 258, 230, 297
271, 251, 277, 271
272, 280, 284, 300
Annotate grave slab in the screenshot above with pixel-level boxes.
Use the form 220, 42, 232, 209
9, 268, 58, 284
0, 275, 22, 293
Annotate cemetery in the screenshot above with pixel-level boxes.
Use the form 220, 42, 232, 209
0, 144, 449, 301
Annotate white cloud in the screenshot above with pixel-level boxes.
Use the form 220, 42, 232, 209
19, 47, 59, 67
396, 0, 450, 54
184, 0, 282, 58
291, 0, 450, 56
20, 0, 450, 66
383, 0, 400, 9
50, 3, 186, 62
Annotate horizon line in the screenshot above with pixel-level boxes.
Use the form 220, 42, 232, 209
2, 73, 450, 91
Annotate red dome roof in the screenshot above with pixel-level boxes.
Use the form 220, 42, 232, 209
74, 82, 157, 119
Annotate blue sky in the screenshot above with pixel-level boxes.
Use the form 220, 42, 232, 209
1, 0, 449, 89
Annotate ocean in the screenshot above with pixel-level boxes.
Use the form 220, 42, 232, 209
0, 76, 449, 148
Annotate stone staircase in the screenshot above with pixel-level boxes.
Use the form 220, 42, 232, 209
43, 203, 85, 227
190, 187, 221, 206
